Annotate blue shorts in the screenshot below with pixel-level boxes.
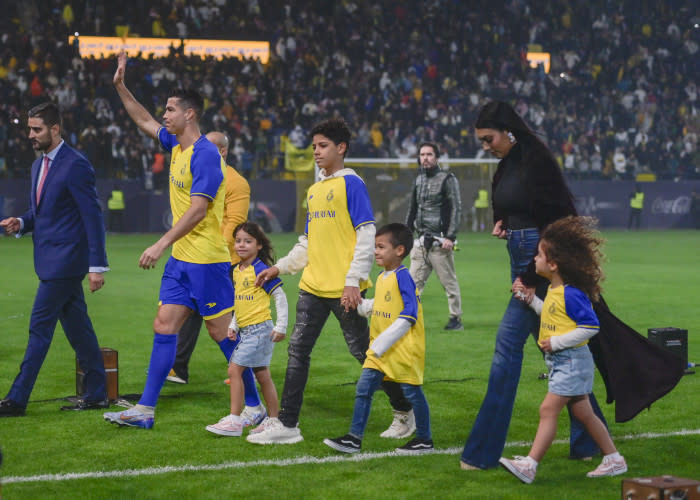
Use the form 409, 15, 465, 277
231, 320, 275, 368
159, 256, 233, 320
545, 345, 594, 397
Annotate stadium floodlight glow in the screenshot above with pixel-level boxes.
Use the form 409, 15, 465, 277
74, 32, 79, 37
67, 35, 270, 62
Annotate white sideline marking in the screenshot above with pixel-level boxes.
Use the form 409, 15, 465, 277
3, 428, 699, 485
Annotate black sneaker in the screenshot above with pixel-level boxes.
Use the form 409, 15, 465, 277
396, 438, 434, 455
323, 434, 362, 454
444, 317, 463, 330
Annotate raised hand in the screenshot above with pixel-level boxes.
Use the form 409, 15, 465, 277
113, 50, 127, 86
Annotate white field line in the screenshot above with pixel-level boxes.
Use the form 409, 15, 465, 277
3, 428, 699, 485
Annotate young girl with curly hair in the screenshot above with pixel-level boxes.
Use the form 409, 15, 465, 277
500, 216, 627, 483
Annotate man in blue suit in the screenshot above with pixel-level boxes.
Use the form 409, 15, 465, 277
0, 102, 110, 416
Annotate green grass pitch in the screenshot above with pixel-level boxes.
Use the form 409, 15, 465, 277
0, 230, 698, 499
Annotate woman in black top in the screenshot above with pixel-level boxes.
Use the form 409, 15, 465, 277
460, 101, 608, 470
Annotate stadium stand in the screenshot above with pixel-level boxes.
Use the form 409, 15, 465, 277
0, 0, 698, 182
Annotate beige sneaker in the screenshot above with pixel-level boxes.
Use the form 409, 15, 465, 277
380, 409, 416, 438
246, 417, 303, 444
249, 416, 278, 435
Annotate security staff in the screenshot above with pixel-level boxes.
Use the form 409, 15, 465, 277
473, 187, 489, 232
107, 186, 125, 232
628, 184, 644, 230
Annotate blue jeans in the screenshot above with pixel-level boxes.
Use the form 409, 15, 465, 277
350, 368, 431, 440
279, 291, 410, 427
461, 228, 606, 469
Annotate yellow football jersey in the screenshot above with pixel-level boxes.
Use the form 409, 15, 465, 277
221, 165, 250, 264
364, 266, 425, 385
158, 128, 229, 264
232, 258, 283, 328
300, 173, 374, 298
538, 285, 599, 348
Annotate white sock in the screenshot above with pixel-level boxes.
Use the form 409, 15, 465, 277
605, 451, 621, 461
133, 404, 155, 416
230, 414, 242, 422
526, 456, 539, 468
247, 404, 264, 412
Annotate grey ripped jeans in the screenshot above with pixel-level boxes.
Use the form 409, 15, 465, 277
278, 290, 411, 428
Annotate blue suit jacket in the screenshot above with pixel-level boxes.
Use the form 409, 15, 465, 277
21, 143, 108, 280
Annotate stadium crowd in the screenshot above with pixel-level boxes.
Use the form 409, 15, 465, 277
0, 0, 698, 182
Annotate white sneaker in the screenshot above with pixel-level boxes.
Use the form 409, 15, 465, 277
246, 417, 303, 444
587, 455, 628, 478
249, 416, 278, 435
165, 369, 187, 384
499, 456, 536, 484
380, 410, 416, 439
240, 405, 267, 427
205, 415, 243, 437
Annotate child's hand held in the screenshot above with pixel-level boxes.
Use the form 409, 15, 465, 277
540, 337, 552, 353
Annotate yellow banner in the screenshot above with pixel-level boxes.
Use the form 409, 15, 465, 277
283, 138, 314, 172
68, 36, 269, 63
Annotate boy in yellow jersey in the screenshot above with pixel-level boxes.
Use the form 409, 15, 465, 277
249, 118, 412, 445
103, 51, 235, 429
324, 223, 433, 454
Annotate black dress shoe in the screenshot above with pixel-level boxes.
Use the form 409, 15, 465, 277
0, 398, 27, 417
60, 398, 110, 411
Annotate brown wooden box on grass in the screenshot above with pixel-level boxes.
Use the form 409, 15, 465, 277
622, 476, 700, 500
76, 347, 119, 401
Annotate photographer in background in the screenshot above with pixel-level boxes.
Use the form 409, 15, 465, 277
406, 142, 463, 330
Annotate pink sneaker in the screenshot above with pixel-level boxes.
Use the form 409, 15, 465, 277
249, 416, 278, 435
499, 456, 536, 484
205, 415, 243, 437
587, 455, 628, 477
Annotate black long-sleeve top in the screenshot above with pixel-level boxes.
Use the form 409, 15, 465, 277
491, 142, 576, 286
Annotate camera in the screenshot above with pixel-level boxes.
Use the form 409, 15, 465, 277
422, 233, 440, 249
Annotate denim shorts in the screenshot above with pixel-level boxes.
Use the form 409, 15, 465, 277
545, 345, 594, 397
231, 320, 275, 368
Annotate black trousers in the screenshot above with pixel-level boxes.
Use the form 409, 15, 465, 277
278, 290, 411, 427
171, 313, 203, 381
628, 208, 642, 229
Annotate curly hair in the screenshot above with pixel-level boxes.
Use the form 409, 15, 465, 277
540, 216, 605, 301
233, 221, 275, 266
